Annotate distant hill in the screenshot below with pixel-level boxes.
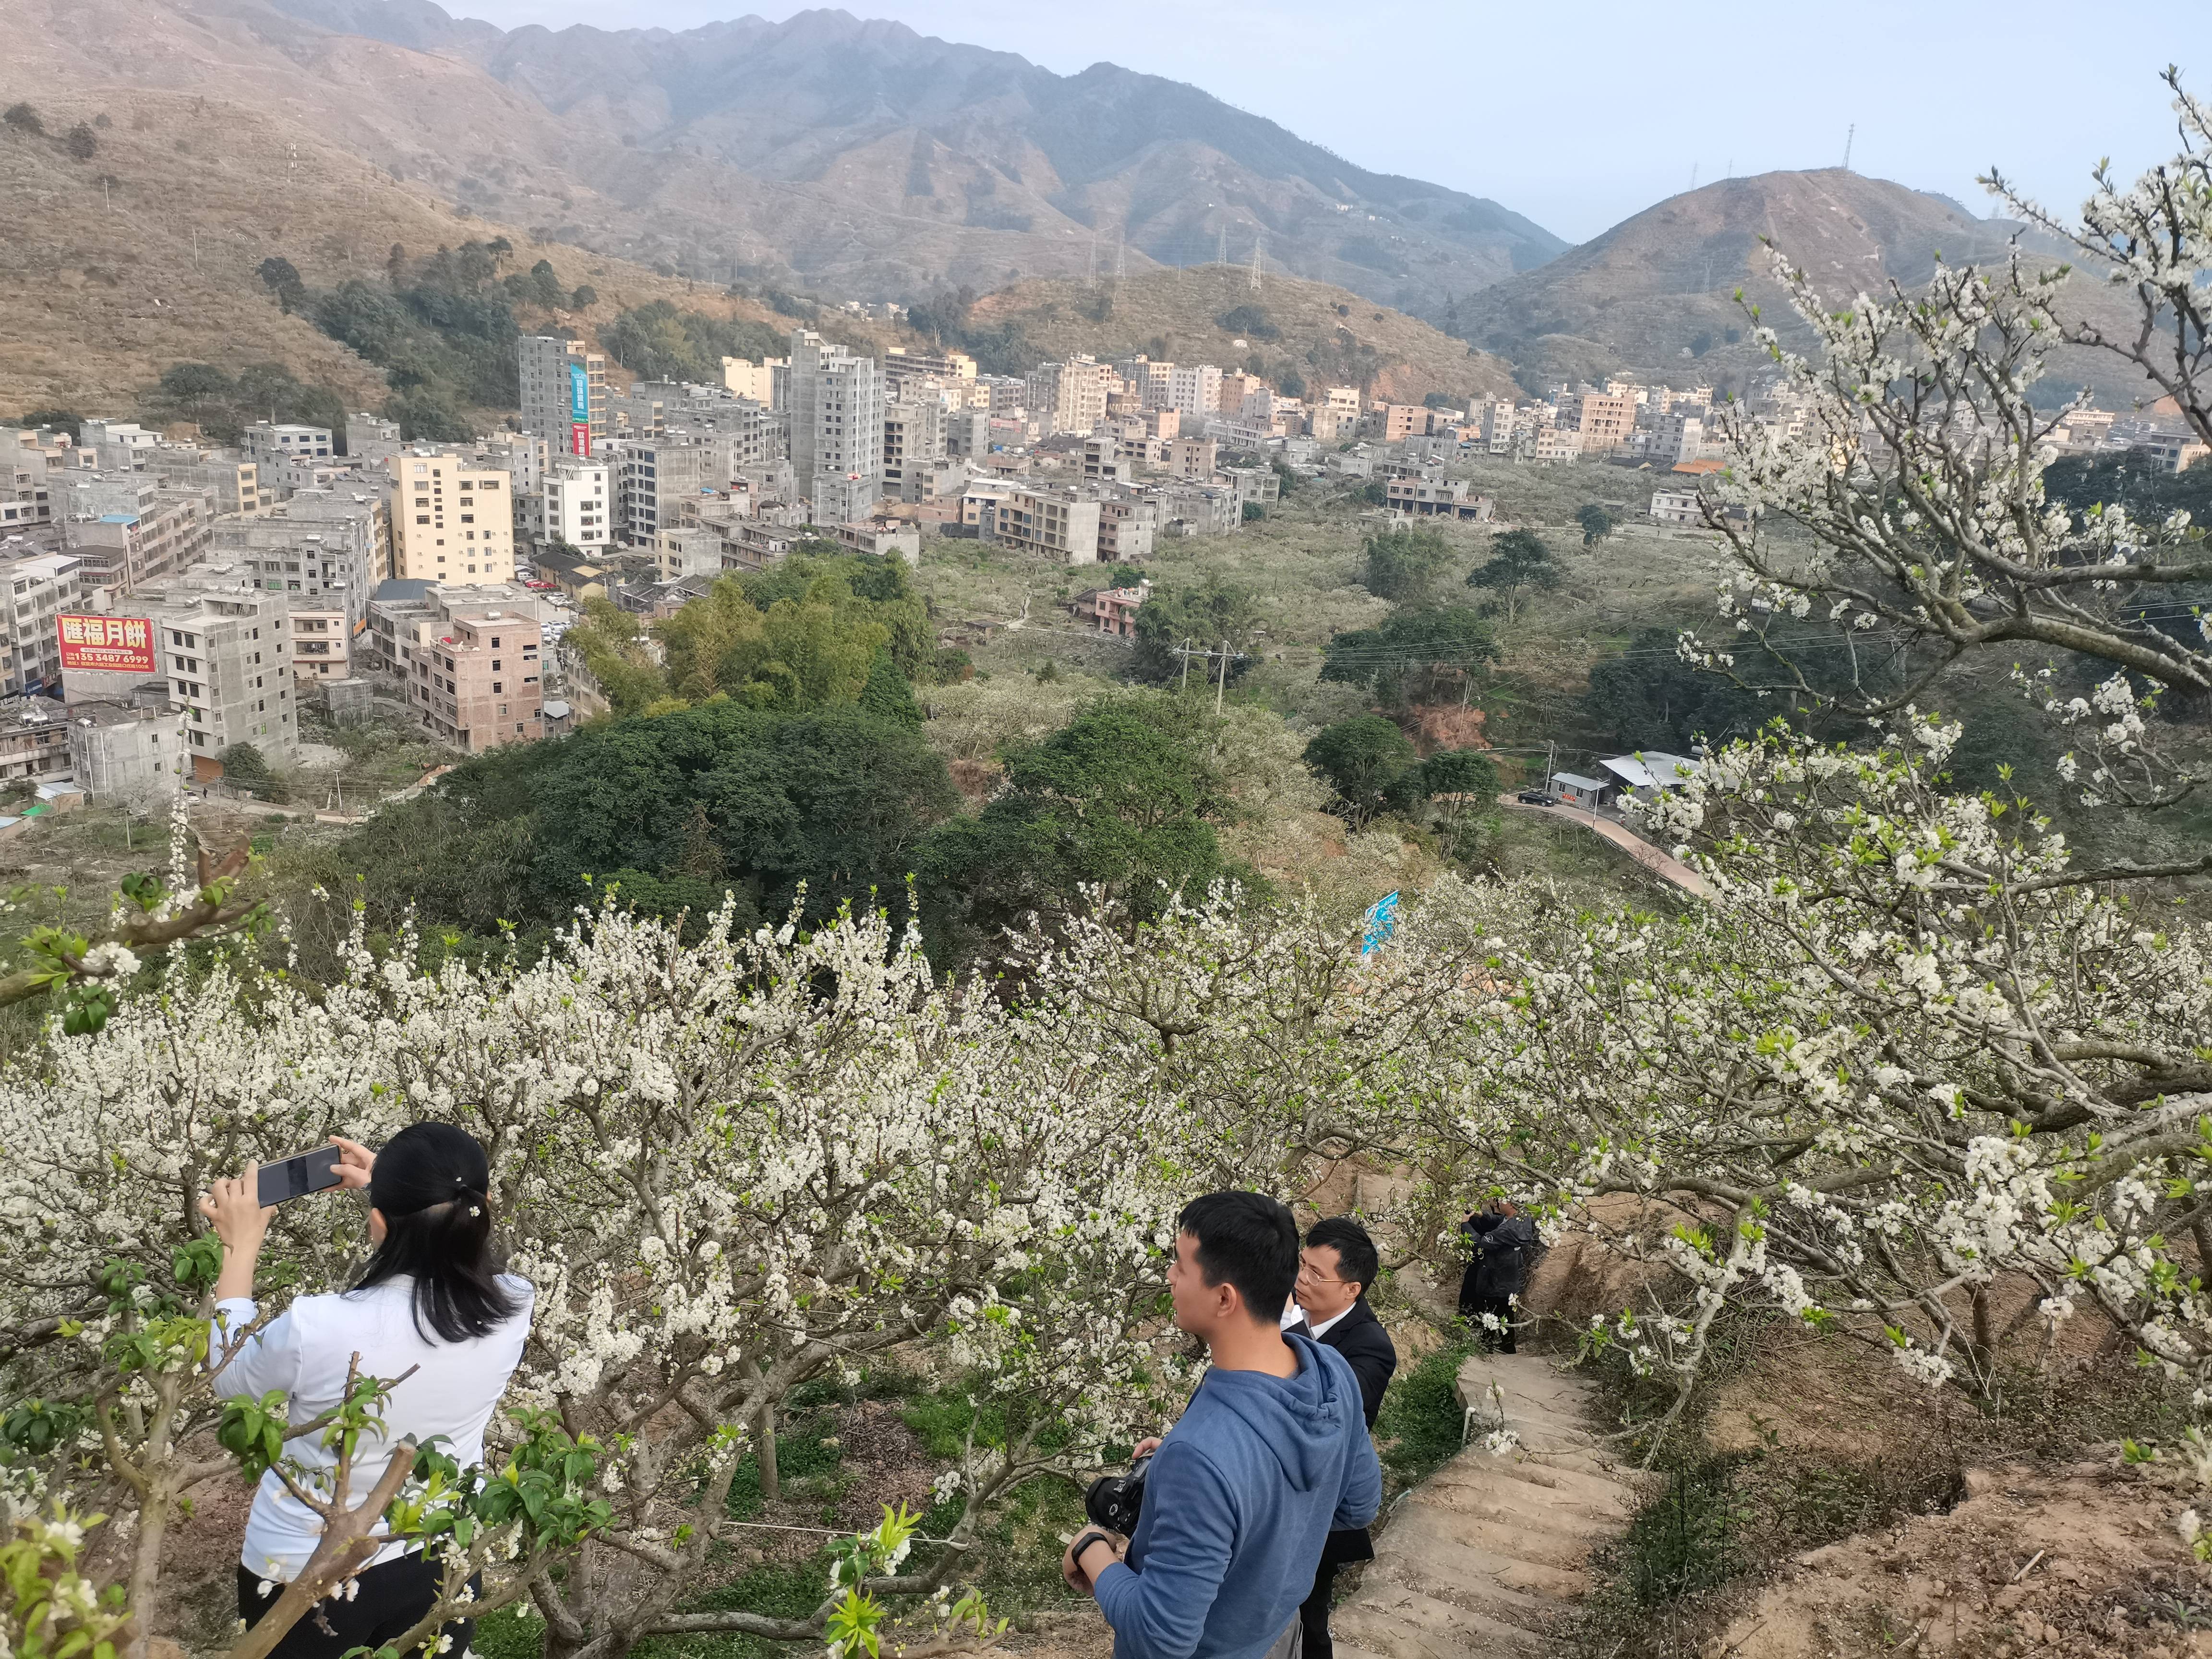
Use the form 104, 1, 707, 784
84, 0, 1563, 320
962, 265, 1520, 406
0, 65, 835, 416
1459, 168, 2155, 408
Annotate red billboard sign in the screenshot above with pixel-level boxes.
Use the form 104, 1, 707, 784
571, 422, 591, 457
57, 613, 157, 675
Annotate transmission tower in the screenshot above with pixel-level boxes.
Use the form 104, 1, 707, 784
1250, 228, 1263, 290
1842, 123, 1855, 170
1216, 222, 1227, 267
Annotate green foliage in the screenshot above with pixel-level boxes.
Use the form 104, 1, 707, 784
1465, 527, 1562, 624
62, 123, 95, 162
257, 256, 304, 313
1361, 525, 1455, 601
1577, 502, 1620, 545
1302, 716, 1419, 826
571, 283, 598, 309
859, 648, 924, 728
1612, 1459, 1751, 1605
902, 286, 1041, 376
334, 701, 959, 943
1319, 605, 1497, 707
1374, 1338, 1478, 1486
1216, 304, 1279, 340
503, 259, 568, 310
917, 692, 1241, 958
143, 363, 344, 446
216, 743, 270, 785
1419, 747, 1499, 802
600, 301, 785, 385
1130, 578, 1262, 685
0, 1508, 131, 1659
1242, 501, 1265, 522
1, 105, 42, 135
12, 409, 80, 438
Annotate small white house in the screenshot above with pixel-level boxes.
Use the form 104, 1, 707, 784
1599, 751, 1700, 805
1550, 770, 1614, 809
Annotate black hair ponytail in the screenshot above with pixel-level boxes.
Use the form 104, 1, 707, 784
352, 1122, 521, 1343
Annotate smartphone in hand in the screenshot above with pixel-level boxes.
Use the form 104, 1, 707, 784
257, 1147, 343, 1207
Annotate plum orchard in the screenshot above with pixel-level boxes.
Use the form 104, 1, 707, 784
0, 874, 1503, 1659
5, 703, 2212, 1656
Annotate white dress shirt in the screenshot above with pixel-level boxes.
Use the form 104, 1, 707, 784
215, 1274, 534, 1580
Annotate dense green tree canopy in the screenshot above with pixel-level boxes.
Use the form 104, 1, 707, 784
334, 701, 959, 942
1302, 716, 1419, 826
600, 301, 785, 384
1466, 528, 1561, 623
1319, 605, 1498, 707
917, 693, 1240, 958
1361, 526, 1456, 601
1130, 579, 1263, 685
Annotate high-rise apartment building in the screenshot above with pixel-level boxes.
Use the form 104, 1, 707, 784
519, 336, 609, 458
786, 329, 883, 523
883, 398, 950, 501
0, 551, 84, 694
126, 575, 297, 771
1169, 364, 1223, 422
1025, 357, 1115, 436
384, 450, 516, 583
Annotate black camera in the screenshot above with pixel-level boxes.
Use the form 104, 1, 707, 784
1083, 1452, 1152, 1536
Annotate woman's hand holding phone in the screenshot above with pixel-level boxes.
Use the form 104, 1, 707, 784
198, 1166, 270, 1300
329, 1136, 376, 1190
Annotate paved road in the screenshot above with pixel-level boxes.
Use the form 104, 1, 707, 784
1498, 795, 1708, 898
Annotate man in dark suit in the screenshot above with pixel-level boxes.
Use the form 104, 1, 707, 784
1285, 1217, 1397, 1659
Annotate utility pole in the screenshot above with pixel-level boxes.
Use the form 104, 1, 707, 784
1214, 639, 1228, 715
1181, 637, 1191, 690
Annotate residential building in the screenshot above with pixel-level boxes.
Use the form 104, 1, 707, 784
1082, 435, 1133, 486
1385, 478, 1494, 520
1223, 466, 1281, 514
1169, 437, 1218, 481
1113, 357, 1176, 410
395, 593, 545, 753
544, 457, 613, 553
653, 525, 724, 581
67, 687, 185, 805
1096, 497, 1157, 565
2146, 433, 2211, 473
476, 433, 551, 538
881, 349, 976, 401
1161, 482, 1241, 537
1478, 400, 1520, 454
0, 695, 73, 786
347, 413, 404, 467
242, 423, 335, 474
611, 437, 731, 548
721, 356, 788, 407
384, 450, 516, 583
883, 398, 950, 500
289, 607, 350, 680
1025, 357, 1116, 437
0, 551, 84, 694
1169, 364, 1223, 422
1531, 427, 1586, 465
78, 419, 161, 474
520, 336, 610, 458
1216, 373, 1266, 414
983, 486, 1102, 565
1559, 390, 1635, 454
60, 476, 213, 593
213, 487, 388, 634
1070, 578, 1149, 638
125, 575, 298, 771
787, 329, 885, 522
821, 519, 922, 564
168, 457, 262, 516
1650, 489, 1704, 526
1372, 404, 1428, 444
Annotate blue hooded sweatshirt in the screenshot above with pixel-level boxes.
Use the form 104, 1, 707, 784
1092, 1333, 1382, 1659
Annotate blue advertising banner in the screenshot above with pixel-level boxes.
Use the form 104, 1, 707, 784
569, 362, 589, 421
1360, 890, 1400, 958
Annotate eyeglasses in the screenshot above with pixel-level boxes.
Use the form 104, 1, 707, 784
1297, 1267, 1354, 1286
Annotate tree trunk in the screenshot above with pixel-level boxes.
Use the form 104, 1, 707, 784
757, 1402, 779, 1503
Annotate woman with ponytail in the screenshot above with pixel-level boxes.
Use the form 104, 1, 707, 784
199, 1123, 534, 1659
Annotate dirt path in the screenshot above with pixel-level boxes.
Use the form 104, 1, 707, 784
1332, 1352, 1649, 1659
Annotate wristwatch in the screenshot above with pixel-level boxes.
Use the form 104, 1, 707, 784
1071, 1529, 1119, 1571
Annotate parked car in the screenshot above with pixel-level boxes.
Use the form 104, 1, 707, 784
1517, 790, 1557, 806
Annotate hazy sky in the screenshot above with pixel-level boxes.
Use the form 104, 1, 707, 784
449, 0, 2198, 244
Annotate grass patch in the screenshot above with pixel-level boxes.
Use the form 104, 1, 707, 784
1373, 1336, 1477, 1490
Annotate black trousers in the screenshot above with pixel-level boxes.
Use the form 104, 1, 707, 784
1298, 1559, 1340, 1659
237, 1555, 480, 1659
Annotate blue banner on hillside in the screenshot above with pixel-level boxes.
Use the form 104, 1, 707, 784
1360, 890, 1400, 958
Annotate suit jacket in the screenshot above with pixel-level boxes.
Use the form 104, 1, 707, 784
1288, 1298, 1398, 1566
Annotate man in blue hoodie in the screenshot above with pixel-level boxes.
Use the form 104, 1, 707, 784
1062, 1192, 1382, 1659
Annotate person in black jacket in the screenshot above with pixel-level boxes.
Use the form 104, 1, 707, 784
1458, 1200, 1536, 1353
1284, 1217, 1397, 1659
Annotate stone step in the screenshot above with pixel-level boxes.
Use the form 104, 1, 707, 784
1389, 1487, 1621, 1545
1334, 1583, 1563, 1659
